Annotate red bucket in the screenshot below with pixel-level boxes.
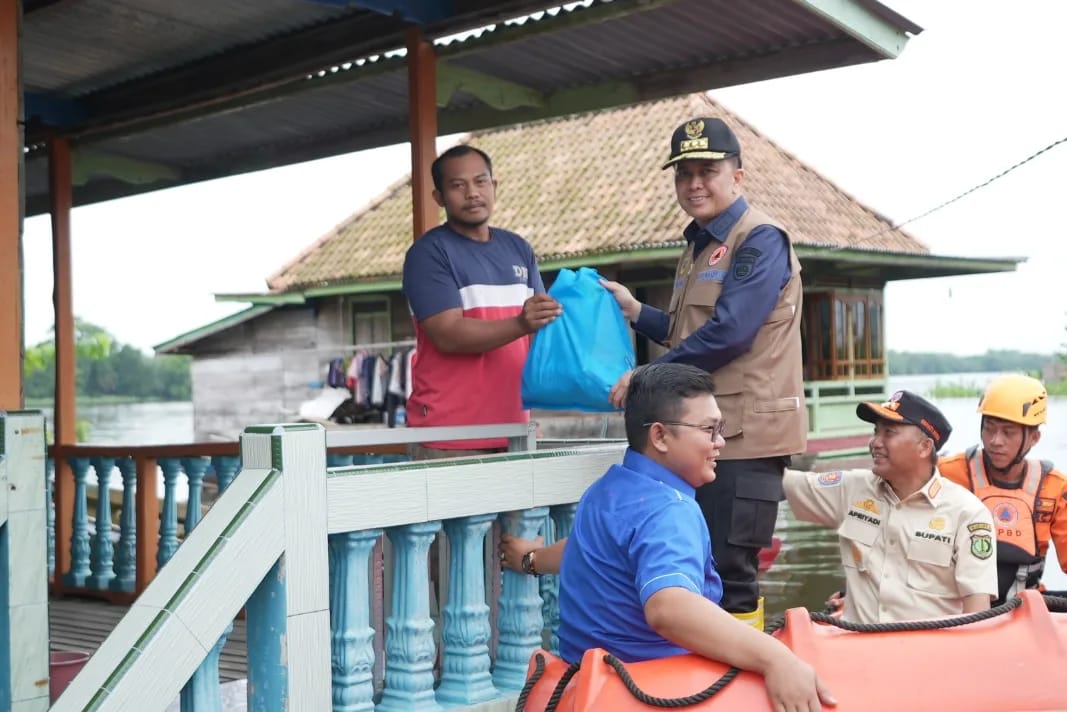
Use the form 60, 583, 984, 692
50, 650, 91, 702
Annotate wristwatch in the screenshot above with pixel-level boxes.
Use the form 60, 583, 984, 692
521, 549, 541, 576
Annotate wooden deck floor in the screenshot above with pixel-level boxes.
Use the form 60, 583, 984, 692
49, 596, 248, 682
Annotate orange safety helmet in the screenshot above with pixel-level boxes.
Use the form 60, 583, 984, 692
977, 374, 1048, 427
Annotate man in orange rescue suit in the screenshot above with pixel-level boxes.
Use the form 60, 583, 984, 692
600, 117, 806, 628
785, 390, 997, 623
938, 374, 1067, 604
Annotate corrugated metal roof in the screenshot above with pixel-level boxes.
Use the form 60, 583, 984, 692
22, 0, 361, 96
266, 93, 934, 293
20, 0, 923, 216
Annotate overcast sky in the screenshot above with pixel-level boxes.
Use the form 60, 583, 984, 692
20, 0, 1067, 356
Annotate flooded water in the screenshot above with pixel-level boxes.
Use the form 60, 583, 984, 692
36, 400, 194, 445
37, 371, 1067, 608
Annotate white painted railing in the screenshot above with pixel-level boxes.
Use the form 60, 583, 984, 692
50, 422, 623, 711
1, 411, 50, 711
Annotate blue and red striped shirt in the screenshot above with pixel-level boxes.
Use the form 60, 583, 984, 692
402, 224, 545, 449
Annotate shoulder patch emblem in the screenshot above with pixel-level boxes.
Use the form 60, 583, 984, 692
732, 246, 761, 281
817, 471, 843, 487
967, 522, 992, 533
970, 533, 993, 560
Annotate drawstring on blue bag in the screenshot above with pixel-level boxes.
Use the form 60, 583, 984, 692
521, 267, 635, 412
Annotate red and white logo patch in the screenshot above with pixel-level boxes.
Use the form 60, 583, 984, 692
708, 245, 729, 266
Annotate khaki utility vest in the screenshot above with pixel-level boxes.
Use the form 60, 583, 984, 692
666, 206, 807, 460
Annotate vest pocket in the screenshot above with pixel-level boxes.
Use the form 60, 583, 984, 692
753, 396, 801, 413
713, 392, 744, 438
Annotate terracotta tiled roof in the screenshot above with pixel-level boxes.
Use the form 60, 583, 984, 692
269, 93, 927, 292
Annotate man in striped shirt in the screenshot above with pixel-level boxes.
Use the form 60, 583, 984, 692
402, 145, 561, 458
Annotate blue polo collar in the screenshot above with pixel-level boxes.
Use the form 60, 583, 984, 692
622, 449, 695, 499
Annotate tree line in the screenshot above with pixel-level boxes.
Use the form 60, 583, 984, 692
887, 349, 1048, 376
21, 321, 1051, 402
24, 319, 191, 401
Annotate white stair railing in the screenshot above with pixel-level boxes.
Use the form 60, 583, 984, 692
52, 424, 332, 711
1, 411, 50, 711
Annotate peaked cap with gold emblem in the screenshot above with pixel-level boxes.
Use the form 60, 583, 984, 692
661, 117, 742, 169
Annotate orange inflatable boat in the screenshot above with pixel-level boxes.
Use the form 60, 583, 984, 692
518, 590, 1067, 712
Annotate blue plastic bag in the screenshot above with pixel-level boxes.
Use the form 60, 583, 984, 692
522, 267, 635, 411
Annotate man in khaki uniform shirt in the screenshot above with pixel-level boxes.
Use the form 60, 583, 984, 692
784, 390, 997, 624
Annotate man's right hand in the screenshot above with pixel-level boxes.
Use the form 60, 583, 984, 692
763, 654, 836, 712
518, 294, 562, 333
599, 278, 642, 322
824, 591, 845, 616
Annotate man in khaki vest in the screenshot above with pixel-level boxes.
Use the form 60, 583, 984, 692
601, 117, 807, 627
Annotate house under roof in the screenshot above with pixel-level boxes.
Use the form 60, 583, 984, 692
154, 91, 1021, 445
223, 92, 1018, 308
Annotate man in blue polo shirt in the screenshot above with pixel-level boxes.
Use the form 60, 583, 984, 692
557, 363, 833, 710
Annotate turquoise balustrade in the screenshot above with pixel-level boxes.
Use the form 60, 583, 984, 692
63, 456, 91, 587
436, 513, 499, 707
87, 457, 116, 589
48, 444, 413, 601
329, 529, 381, 712
111, 457, 137, 592
183, 457, 209, 534
538, 513, 557, 651
493, 508, 549, 692
377, 521, 443, 712
157, 457, 183, 570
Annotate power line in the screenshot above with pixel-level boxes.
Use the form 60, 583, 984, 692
847, 133, 1067, 248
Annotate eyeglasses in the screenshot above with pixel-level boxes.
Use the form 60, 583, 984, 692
643, 420, 726, 438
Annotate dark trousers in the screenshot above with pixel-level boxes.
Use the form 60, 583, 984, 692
695, 457, 787, 613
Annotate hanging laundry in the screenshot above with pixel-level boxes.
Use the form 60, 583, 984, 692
370, 355, 387, 407
387, 351, 405, 399
352, 352, 369, 394
326, 357, 347, 389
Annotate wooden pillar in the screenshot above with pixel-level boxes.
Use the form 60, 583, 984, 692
0, 0, 21, 410
50, 136, 75, 443
406, 27, 438, 241
50, 135, 76, 587
135, 456, 161, 593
